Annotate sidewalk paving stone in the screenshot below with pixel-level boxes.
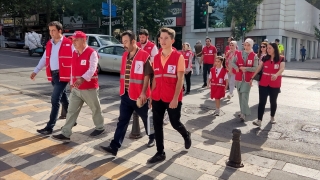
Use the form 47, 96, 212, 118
1, 86, 320, 180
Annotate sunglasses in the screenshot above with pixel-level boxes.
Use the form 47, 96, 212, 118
261, 46, 266, 48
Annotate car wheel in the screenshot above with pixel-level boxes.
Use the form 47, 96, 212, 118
5, 43, 8, 48
97, 64, 102, 74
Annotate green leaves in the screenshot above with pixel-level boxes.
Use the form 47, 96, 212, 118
314, 26, 320, 42
225, 0, 263, 40
114, 0, 171, 36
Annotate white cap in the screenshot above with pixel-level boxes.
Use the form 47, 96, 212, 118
264, 39, 268, 42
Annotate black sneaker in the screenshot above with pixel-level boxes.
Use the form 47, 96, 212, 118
147, 139, 155, 147
37, 128, 53, 135
90, 129, 105, 137
184, 92, 190, 95
58, 115, 66, 119
61, 122, 78, 130
52, 134, 70, 142
147, 152, 166, 164
100, 146, 117, 156
184, 131, 192, 149
201, 84, 207, 88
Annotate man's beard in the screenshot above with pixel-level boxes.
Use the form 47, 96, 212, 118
141, 40, 147, 44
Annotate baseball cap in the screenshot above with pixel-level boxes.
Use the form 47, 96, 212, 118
264, 39, 268, 42
69, 31, 87, 39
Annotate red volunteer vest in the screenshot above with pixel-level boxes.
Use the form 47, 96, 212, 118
235, 51, 256, 82
71, 47, 99, 90
210, 67, 227, 99
225, 45, 230, 55
137, 41, 156, 55
119, 48, 150, 100
259, 57, 283, 88
152, 51, 183, 103
202, 45, 216, 64
182, 50, 193, 68
45, 37, 72, 82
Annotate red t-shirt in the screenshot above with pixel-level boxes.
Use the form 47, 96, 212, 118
202, 45, 217, 64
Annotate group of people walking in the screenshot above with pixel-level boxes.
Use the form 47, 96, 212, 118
30, 20, 285, 165
207, 37, 285, 127
31, 21, 190, 164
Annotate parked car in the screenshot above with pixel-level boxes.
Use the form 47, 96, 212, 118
4, 38, 25, 48
97, 44, 125, 73
63, 33, 120, 50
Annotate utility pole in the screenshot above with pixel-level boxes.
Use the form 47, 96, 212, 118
206, 2, 209, 37
109, 0, 112, 36
133, 0, 137, 37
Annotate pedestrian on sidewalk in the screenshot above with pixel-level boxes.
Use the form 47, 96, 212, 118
225, 40, 238, 99
30, 21, 74, 135
300, 46, 306, 62
100, 30, 155, 156
201, 38, 217, 88
147, 27, 191, 164
182, 42, 193, 95
207, 56, 228, 116
251, 43, 285, 127
138, 29, 169, 125
231, 38, 258, 121
52, 31, 105, 142
194, 40, 203, 75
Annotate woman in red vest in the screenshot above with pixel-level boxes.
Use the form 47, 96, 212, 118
207, 56, 228, 116
225, 40, 238, 99
231, 38, 258, 121
251, 43, 285, 127
182, 42, 194, 95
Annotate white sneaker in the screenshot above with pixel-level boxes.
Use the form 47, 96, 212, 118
163, 111, 169, 125
253, 120, 262, 127
227, 93, 234, 99
270, 117, 276, 124
213, 109, 220, 116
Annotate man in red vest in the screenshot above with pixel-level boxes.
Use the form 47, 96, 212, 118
30, 21, 75, 135
201, 38, 217, 88
147, 27, 191, 164
100, 30, 155, 156
137, 29, 158, 63
52, 31, 105, 142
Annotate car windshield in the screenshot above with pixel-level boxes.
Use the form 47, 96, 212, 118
98, 36, 120, 45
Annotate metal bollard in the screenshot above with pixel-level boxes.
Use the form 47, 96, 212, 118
226, 128, 244, 168
129, 111, 142, 139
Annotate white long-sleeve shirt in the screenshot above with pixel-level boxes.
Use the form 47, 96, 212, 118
71, 46, 99, 85
34, 37, 65, 73
141, 41, 158, 63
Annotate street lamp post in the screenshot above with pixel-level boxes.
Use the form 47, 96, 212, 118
206, 2, 209, 37
109, 0, 112, 36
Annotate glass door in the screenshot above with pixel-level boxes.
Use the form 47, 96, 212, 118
291, 38, 296, 60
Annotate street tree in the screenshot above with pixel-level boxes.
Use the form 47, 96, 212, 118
225, 0, 263, 40
114, 0, 171, 37
314, 26, 320, 42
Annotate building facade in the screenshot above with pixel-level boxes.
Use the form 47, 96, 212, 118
183, 0, 320, 61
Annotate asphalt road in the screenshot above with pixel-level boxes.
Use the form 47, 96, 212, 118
1, 48, 320, 170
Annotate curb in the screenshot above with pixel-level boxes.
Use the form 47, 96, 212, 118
282, 75, 320, 80
0, 83, 50, 99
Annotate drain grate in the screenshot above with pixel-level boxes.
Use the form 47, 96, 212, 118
183, 105, 214, 115
301, 125, 320, 133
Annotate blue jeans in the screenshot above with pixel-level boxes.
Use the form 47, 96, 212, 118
110, 91, 155, 152
45, 71, 69, 131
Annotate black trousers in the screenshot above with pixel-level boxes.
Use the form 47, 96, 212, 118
203, 64, 213, 85
258, 85, 280, 121
152, 99, 188, 153
184, 71, 191, 92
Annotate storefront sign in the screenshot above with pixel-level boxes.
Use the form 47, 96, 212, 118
100, 17, 123, 27
63, 16, 83, 28
155, 17, 177, 27
3, 18, 13, 25
166, 3, 183, 17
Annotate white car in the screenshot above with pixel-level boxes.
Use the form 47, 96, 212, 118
63, 33, 120, 50
97, 44, 125, 73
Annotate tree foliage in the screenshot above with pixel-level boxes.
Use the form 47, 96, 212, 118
114, 0, 171, 37
225, 0, 263, 40
306, 0, 320, 9
314, 26, 320, 42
